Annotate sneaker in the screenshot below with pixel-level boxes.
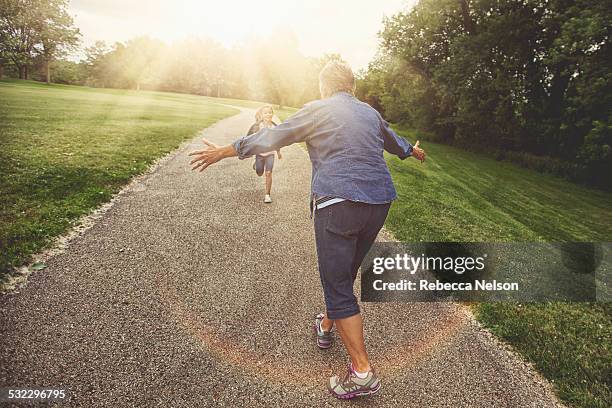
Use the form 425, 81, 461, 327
264, 195, 272, 203
313, 313, 333, 349
328, 365, 381, 399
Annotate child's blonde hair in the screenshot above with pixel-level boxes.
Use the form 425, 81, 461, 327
255, 105, 274, 123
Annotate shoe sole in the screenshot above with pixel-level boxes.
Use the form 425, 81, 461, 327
313, 323, 332, 349
329, 382, 381, 399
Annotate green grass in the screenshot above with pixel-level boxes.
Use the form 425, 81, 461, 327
1, 81, 610, 406
475, 303, 611, 407
385, 130, 611, 242
388, 127, 612, 408
0, 79, 239, 277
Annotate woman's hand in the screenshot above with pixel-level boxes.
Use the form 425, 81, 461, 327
189, 139, 237, 172
412, 140, 426, 163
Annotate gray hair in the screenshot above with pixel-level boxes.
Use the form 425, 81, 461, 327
318, 61, 356, 98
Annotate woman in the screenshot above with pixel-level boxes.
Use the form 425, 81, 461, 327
247, 105, 282, 203
189, 61, 425, 399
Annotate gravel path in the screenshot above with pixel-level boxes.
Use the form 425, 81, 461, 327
0, 108, 564, 407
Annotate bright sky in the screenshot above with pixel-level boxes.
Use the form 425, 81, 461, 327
69, 0, 416, 70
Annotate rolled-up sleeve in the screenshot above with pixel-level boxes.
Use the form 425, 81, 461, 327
232, 104, 315, 159
381, 119, 413, 160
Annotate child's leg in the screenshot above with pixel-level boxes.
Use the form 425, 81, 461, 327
255, 155, 264, 176
265, 171, 272, 195
264, 156, 275, 195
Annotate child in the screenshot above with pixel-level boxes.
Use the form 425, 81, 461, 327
247, 105, 282, 203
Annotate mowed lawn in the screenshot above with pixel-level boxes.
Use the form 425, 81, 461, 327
1, 82, 610, 407
0, 80, 238, 277
387, 129, 612, 408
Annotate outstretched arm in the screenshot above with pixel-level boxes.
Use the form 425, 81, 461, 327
232, 105, 314, 159
189, 139, 237, 172
381, 119, 426, 163
189, 105, 314, 172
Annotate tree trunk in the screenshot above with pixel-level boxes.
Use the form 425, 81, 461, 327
458, 0, 475, 34
24, 65, 29, 80
45, 59, 51, 83
0, 63, 3, 80
547, 67, 571, 155
19, 65, 26, 79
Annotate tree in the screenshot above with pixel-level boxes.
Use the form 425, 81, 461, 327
0, 0, 79, 81
0, 0, 40, 79
83, 41, 110, 87
248, 30, 306, 108
0, 42, 6, 79
38, 0, 79, 83
363, 0, 611, 189
119, 37, 165, 90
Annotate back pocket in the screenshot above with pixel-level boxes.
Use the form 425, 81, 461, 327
325, 201, 367, 238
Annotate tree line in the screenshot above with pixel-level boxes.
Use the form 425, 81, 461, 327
0, 1, 339, 108
2, 0, 609, 189
357, 0, 611, 190
0, 0, 79, 82
71, 33, 340, 108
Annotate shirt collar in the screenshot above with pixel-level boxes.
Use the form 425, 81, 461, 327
336, 91, 353, 97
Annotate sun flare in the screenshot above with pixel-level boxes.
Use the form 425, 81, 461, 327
71, 0, 409, 70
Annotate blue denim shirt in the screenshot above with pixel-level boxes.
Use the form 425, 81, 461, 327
232, 92, 413, 204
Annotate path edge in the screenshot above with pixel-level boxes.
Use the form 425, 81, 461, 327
370, 208, 565, 407
0, 107, 243, 294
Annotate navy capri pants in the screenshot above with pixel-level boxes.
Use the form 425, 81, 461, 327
314, 200, 391, 320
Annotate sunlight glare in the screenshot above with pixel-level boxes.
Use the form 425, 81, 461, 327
166, 0, 292, 45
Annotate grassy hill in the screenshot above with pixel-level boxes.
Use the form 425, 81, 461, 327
385, 129, 611, 408
384, 129, 611, 242
0, 80, 241, 276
